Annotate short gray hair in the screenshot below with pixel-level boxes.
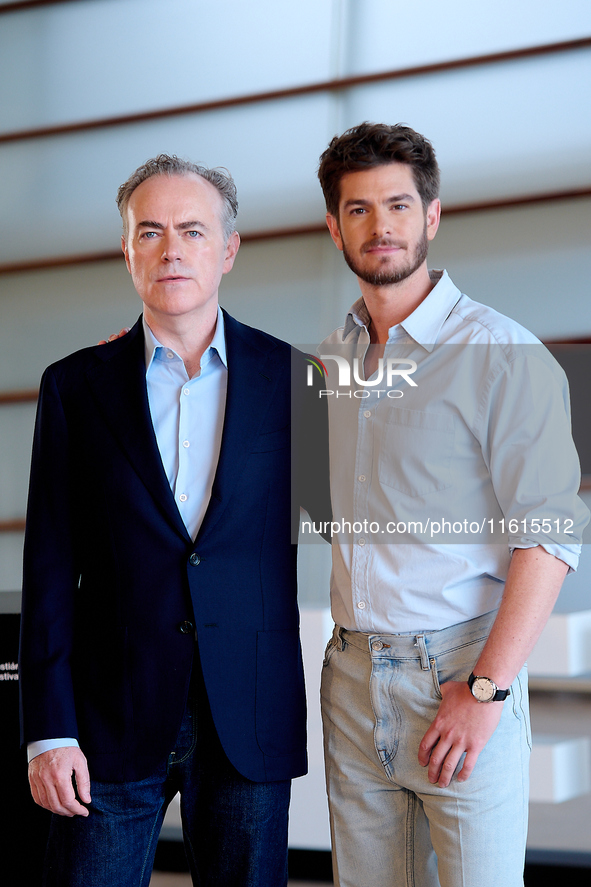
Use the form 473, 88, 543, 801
117, 154, 238, 241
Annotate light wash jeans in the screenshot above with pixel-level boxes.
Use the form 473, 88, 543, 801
321, 610, 531, 887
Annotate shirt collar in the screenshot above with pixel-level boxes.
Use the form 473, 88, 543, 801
343, 270, 462, 353
143, 305, 227, 372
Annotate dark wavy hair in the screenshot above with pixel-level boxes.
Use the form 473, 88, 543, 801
318, 122, 440, 217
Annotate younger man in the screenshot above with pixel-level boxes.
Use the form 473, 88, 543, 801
317, 123, 588, 886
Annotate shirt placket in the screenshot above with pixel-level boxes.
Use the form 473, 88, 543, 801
173, 364, 193, 525
350, 381, 380, 631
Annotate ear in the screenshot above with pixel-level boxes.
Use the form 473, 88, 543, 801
326, 213, 343, 251
222, 230, 240, 275
121, 235, 131, 273
426, 199, 441, 242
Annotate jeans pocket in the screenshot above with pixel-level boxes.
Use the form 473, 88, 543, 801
511, 667, 532, 750
430, 658, 443, 699
323, 635, 338, 668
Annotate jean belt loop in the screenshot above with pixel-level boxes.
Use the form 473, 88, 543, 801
415, 634, 431, 670
335, 625, 346, 652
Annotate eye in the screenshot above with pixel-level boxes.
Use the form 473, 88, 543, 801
187, 230, 202, 238
141, 231, 159, 239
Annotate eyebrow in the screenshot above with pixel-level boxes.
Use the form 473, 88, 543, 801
342, 193, 416, 208
136, 220, 210, 231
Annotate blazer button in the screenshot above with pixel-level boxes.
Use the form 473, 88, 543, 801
179, 621, 194, 634
189, 553, 200, 566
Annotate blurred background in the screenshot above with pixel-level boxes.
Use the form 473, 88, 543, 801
0, 1, 590, 883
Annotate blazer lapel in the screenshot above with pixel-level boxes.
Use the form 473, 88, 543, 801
85, 320, 191, 543
196, 312, 279, 544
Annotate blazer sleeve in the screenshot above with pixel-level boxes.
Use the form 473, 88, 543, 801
19, 365, 81, 746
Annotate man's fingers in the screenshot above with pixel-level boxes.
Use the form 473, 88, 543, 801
73, 761, 92, 805
29, 770, 83, 816
28, 747, 91, 817
419, 734, 466, 787
109, 327, 130, 341
417, 726, 438, 767
422, 735, 452, 785
30, 769, 89, 817
429, 747, 463, 787
98, 327, 130, 346
456, 749, 479, 783
29, 773, 49, 811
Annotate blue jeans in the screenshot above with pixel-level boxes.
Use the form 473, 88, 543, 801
43, 664, 291, 886
321, 610, 531, 887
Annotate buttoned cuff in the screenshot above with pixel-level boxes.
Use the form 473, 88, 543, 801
27, 738, 80, 763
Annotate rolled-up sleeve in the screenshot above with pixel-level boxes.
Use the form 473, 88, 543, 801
478, 345, 589, 571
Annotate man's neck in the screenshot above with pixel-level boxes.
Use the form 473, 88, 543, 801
144, 303, 219, 378
360, 264, 435, 346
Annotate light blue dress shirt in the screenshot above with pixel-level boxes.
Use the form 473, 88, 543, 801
143, 308, 227, 541
319, 270, 589, 633
28, 309, 227, 761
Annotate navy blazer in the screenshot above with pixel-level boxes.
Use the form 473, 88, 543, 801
19, 311, 330, 784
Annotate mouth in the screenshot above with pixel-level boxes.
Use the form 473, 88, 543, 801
158, 275, 190, 282
363, 239, 404, 255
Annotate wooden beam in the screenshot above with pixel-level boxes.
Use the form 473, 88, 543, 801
0, 519, 26, 533
0, 0, 79, 14
0, 389, 38, 404
1, 38, 589, 144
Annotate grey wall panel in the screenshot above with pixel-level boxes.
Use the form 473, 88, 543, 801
0, 0, 336, 132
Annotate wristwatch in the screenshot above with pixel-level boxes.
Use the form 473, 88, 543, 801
468, 672, 510, 702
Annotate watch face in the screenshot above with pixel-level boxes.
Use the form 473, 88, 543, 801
472, 677, 495, 702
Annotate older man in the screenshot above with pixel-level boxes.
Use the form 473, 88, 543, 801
20, 155, 329, 886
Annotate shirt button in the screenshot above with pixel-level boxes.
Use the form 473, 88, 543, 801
189, 553, 200, 566
358, 475, 366, 482
182, 440, 190, 448
166, 351, 174, 359
363, 410, 371, 418
183, 388, 190, 396
179, 621, 194, 634
371, 640, 384, 651
179, 493, 188, 502
357, 601, 366, 610
358, 538, 366, 546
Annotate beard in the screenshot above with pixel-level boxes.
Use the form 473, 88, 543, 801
341, 224, 429, 287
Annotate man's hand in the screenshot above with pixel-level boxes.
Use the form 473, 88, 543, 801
98, 327, 130, 346
28, 747, 91, 817
418, 680, 503, 787
418, 548, 569, 788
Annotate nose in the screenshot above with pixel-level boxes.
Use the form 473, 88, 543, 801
162, 234, 182, 262
372, 208, 392, 237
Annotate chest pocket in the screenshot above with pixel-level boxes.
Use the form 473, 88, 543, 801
378, 407, 455, 497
